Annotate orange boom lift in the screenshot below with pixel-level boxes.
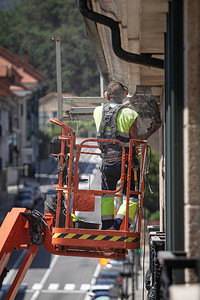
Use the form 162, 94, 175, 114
0, 118, 147, 299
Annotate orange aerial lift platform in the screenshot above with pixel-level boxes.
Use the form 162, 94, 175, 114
0, 118, 147, 299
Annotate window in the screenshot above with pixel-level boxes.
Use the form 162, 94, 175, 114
51, 111, 57, 118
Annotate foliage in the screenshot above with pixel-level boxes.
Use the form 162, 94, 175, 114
46, 123, 62, 139
75, 120, 96, 137
149, 210, 160, 220
0, 0, 18, 10
0, 0, 100, 96
142, 208, 160, 220
143, 148, 159, 213
46, 120, 96, 139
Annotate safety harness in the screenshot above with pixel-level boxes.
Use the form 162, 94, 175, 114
99, 103, 124, 160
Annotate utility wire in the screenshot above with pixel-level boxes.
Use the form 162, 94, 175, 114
21, 210, 48, 245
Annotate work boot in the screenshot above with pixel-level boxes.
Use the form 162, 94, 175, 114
109, 218, 122, 230
101, 219, 114, 230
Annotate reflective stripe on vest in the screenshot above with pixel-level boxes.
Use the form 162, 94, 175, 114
116, 200, 139, 221
101, 195, 115, 218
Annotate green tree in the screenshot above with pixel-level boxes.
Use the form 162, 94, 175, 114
46, 120, 96, 139
0, 0, 100, 96
143, 148, 159, 213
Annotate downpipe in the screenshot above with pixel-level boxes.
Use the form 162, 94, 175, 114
78, 0, 164, 69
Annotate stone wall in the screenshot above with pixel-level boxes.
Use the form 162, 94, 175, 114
183, 0, 200, 282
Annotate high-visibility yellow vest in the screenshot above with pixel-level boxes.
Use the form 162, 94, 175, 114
93, 103, 138, 150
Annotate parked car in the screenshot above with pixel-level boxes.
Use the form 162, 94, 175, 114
0, 284, 27, 300
104, 254, 130, 273
89, 284, 113, 300
95, 278, 117, 285
14, 188, 35, 209
97, 271, 122, 286
89, 283, 119, 300
94, 296, 110, 300
104, 259, 125, 272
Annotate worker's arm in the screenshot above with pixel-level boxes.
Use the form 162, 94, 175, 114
129, 118, 161, 140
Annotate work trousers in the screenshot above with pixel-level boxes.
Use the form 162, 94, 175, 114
101, 161, 139, 230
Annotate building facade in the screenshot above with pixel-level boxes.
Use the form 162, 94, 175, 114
0, 47, 47, 188
78, 0, 200, 295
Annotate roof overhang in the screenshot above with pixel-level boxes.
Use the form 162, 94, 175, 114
79, 0, 169, 99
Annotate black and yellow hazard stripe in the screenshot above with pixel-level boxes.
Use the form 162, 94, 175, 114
52, 232, 139, 243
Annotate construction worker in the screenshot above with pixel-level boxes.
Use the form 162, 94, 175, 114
93, 81, 161, 230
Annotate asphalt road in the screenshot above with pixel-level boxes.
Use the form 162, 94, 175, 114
3, 247, 99, 300
2, 140, 103, 300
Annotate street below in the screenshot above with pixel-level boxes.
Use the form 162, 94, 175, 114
1, 139, 147, 300
2, 140, 102, 300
